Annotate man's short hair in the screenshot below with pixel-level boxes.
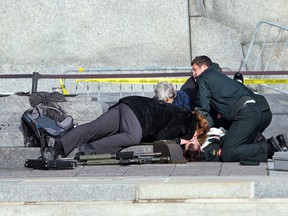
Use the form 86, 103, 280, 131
191, 56, 212, 67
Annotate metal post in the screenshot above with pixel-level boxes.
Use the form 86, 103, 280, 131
31, 72, 40, 93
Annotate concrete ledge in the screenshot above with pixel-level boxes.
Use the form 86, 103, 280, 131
1, 176, 288, 203
1, 200, 288, 216
0, 132, 24, 148
138, 181, 251, 200
0, 147, 40, 168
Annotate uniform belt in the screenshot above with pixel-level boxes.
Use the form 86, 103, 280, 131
243, 100, 256, 105
230, 96, 254, 119
239, 99, 256, 111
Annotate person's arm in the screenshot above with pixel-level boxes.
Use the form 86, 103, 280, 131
155, 123, 186, 141
156, 112, 197, 141
173, 90, 191, 111
194, 77, 214, 126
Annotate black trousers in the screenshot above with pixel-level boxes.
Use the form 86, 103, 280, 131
259, 109, 272, 132
221, 104, 268, 162
60, 103, 142, 156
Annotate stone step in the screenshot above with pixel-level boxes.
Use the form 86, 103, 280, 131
2, 198, 288, 216
0, 176, 288, 204
0, 147, 40, 168
0, 131, 24, 148
0, 94, 104, 120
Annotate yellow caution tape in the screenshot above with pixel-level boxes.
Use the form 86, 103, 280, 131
244, 79, 288, 84
58, 79, 69, 95
75, 78, 189, 84
75, 78, 288, 85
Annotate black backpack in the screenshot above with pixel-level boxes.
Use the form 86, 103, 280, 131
21, 92, 74, 152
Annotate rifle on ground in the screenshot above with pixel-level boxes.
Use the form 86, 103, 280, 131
25, 140, 187, 169
77, 151, 170, 165
78, 151, 160, 160
25, 151, 170, 169
79, 155, 170, 166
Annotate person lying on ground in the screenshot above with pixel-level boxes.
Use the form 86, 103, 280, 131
51, 83, 209, 161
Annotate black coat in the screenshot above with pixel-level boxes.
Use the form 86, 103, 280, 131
116, 96, 197, 142
180, 77, 198, 109
195, 66, 251, 125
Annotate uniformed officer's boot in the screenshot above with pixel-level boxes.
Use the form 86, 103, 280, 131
267, 136, 283, 159
276, 134, 288, 151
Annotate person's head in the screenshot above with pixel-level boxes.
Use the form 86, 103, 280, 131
184, 111, 210, 162
154, 82, 176, 103
184, 143, 202, 162
191, 55, 212, 78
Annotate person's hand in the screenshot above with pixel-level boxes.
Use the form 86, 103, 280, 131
180, 138, 190, 145
189, 138, 200, 150
192, 138, 200, 145
181, 138, 200, 151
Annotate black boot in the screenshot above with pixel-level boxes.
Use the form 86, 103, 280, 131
53, 139, 64, 160
267, 136, 283, 159
233, 72, 244, 84
276, 134, 288, 151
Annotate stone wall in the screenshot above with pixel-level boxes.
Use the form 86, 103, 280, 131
0, 0, 190, 72
0, 0, 287, 93
204, 0, 288, 43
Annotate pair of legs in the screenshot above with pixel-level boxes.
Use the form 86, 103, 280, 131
221, 104, 268, 162
59, 103, 142, 157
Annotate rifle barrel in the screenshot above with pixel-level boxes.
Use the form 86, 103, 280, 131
84, 159, 120, 165
79, 152, 162, 161
79, 156, 170, 166
79, 153, 115, 161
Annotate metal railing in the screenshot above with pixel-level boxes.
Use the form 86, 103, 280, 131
239, 20, 288, 92
0, 70, 287, 101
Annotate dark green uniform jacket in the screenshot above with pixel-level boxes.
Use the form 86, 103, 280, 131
195, 66, 251, 126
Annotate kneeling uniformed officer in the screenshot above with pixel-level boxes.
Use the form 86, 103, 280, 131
192, 55, 279, 162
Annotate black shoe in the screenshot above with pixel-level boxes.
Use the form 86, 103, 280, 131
78, 143, 96, 155
43, 146, 55, 160
267, 136, 283, 158
276, 134, 288, 151
233, 72, 244, 84
53, 139, 64, 160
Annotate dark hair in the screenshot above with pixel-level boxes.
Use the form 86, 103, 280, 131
191, 56, 212, 68
184, 143, 203, 162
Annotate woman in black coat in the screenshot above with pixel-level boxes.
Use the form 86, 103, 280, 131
52, 95, 209, 160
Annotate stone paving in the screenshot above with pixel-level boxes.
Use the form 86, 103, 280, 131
0, 161, 270, 178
